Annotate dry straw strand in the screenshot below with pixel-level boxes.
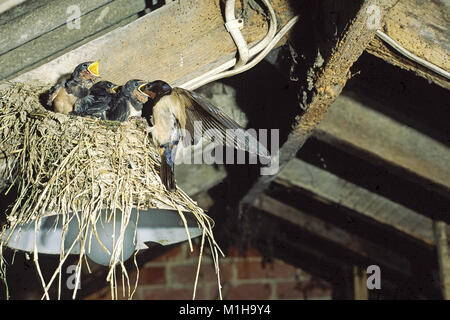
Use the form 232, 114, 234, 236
0, 83, 221, 300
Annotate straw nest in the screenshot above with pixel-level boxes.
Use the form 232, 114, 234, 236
0, 82, 221, 300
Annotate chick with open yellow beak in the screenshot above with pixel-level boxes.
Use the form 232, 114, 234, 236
48, 60, 101, 114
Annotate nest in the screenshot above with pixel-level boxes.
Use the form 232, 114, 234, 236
0, 83, 222, 300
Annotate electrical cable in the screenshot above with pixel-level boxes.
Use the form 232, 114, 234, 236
181, 0, 297, 90
375, 30, 450, 80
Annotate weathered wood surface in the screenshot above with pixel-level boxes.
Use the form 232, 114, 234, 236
367, 0, 450, 89
0, 0, 146, 80
0, 0, 114, 55
240, 0, 398, 209
314, 94, 450, 197
353, 265, 368, 300
435, 221, 450, 299
0, 0, 27, 16
252, 194, 412, 276
12, 0, 295, 86
276, 158, 441, 246
13, 15, 140, 80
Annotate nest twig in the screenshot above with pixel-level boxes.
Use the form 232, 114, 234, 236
0, 82, 222, 300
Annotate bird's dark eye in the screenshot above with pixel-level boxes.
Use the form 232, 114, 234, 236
135, 82, 139, 87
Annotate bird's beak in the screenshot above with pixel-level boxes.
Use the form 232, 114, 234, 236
88, 60, 100, 77
140, 81, 172, 100
111, 85, 120, 94
138, 82, 156, 99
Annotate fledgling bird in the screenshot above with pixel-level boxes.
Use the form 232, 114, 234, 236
70, 81, 119, 119
106, 79, 153, 122
48, 61, 100, 114
142, 81, 270, 191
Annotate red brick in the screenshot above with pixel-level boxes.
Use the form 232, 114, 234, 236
277, 279, 332, 300
298, 270, 313, 282
151, 244, 185, 263
139, 266, 166, 285
84, 285, 135, 300
276, 282, 305, 300
225, 283, 272, 300
138, 286, 208, 300
84, 286, 110, 300
227, 246, 261, 258
170, 261, 233, 285
184, 242, 202, 260
208, 284, 223, 300
237, 259, 297, 280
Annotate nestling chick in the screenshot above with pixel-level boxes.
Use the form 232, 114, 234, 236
106, 79, 153, 122
48, 61, 100, 114
70, 81, 119, 119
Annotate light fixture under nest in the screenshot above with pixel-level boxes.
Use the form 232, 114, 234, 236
0, 83, 221, 300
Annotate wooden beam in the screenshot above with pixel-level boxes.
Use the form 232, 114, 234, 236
0, 1, 54, 25
353, 265, 368, 300
0, 0, 26, 15
176, 164, 227, 197
0, 0, 114, 55
240, 0, 397, 209
276, 158, 440, 246
314, 94, 450, 198
434, 221, 450, 300
367, 0, 450, 90
12, 0, 295, 85
252, 194, 412, 276
0, 0, 146, 80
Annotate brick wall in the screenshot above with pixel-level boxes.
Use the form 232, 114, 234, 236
85, 242, 332, 300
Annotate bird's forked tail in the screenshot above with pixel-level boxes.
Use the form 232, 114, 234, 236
159, 142, 178, 191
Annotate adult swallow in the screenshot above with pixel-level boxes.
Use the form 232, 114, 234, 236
70, 81, 119, 119
143, 81, 270, 191
48, 61, 100, 114
106, 79, 153, 122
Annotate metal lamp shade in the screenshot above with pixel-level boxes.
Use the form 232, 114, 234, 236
2, 208, 213, 265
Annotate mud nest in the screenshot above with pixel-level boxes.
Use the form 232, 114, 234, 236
0, 83, 221, 300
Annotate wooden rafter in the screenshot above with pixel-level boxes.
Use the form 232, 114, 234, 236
276, 158, 446, 246
435, 221, 450, 299
367, 0, 450, 90
240, 0, 398, 209
314, 94, 450, 198
11, 0, 295, 85
252, 194, 413, 276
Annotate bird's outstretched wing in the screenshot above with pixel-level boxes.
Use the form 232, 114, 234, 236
174, 88, 270, 158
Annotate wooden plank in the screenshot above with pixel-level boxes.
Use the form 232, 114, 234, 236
276, 158, 438, 246
0, 0, 26, 16
434, 221, 450, 299
353, 265, 368, 300
240, 0, 397, 209
367, 0, 450, 90
252, 194, 412, 276
12, 15, 140, 81
314, 94, 450, 197
12, 0, 295, 85
0, 0, 146, 80
176, 164, 227, 197
0, 0, 114, 55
